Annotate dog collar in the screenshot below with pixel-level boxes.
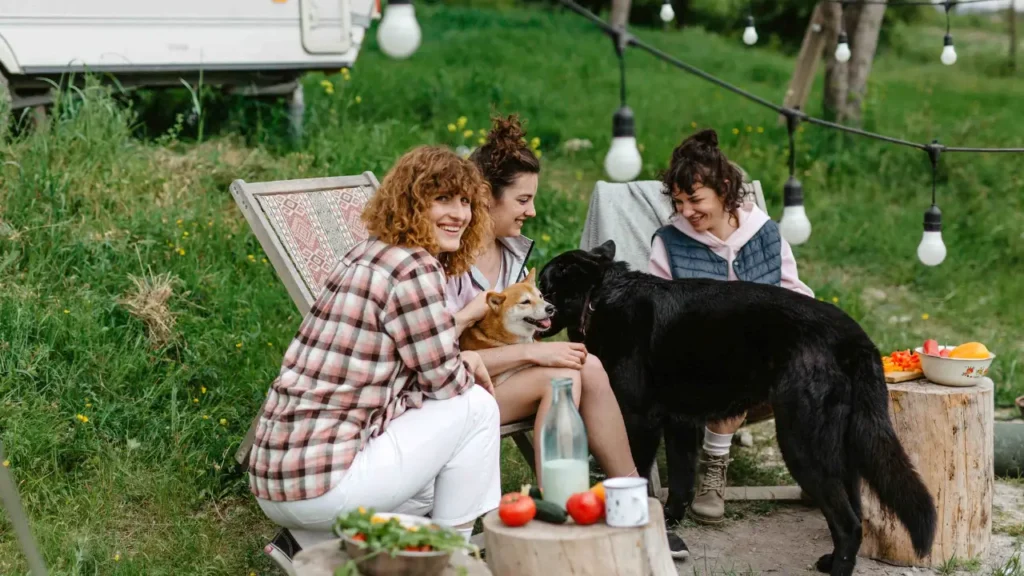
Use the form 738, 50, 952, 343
579, 289, 597, 338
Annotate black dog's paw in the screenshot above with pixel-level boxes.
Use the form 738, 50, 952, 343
815, 553, 833, 573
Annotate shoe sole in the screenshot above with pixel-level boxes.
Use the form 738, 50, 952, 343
689, 510, 725, 525
670, 549, 691, 560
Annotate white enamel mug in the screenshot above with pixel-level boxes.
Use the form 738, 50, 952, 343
603, 477, 650, 527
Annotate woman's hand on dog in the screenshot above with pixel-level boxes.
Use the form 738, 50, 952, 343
453, 292, 492, 336
528, 342, 588, 370
461, 350, 495, 396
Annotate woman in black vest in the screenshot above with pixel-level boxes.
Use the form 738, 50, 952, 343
649, 129, 814, 526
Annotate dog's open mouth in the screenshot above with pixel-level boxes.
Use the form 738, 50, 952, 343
524, 317, 552, 331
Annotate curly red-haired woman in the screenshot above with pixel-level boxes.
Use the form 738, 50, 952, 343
249, 146, 499, 551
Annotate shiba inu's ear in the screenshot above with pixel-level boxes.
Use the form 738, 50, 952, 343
486, 291, 506, 310
525, 268, 537, 285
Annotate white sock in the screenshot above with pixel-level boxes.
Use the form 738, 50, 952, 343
456, 527, 473, 543
703, 427, 733, 457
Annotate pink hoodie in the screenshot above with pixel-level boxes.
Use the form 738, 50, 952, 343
649, 202, 814, 298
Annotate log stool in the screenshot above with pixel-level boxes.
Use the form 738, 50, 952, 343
483, 497, 676, 576
860, 378, 994, 567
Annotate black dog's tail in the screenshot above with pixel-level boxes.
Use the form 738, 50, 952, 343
848, 350, 937, 558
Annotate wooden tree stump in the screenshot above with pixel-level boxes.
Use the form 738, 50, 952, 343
860, 378, 994, 567
483, 497, 675, 576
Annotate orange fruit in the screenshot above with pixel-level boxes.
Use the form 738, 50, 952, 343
948, 342, 990, 359
589, 482, 605, 504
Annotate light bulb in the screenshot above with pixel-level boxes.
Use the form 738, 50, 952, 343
377, 0, 421, 60
660, 1, 675, 22
604, 106, 643, 182
742, 16, 758, 45
778, 176, 811, 245
835, 32, 851, 63
941, 33, 957, 66
917, 205, 946, 266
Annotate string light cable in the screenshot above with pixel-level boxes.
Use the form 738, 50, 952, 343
552, 0, 1024, 265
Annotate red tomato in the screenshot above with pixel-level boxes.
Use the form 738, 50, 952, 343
923, 339, 939, 357
498, 492, 536, 527
351, 533, 366, 542
566, 491, 604, 525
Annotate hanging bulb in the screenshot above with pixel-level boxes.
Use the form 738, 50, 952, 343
941, 33, 957, 66
377, 0, 421, 60
604, 106, 643, 182
660, 0, 675, 23
778, 175, 812, 245
742, 16, 758, 46
835, 32, 851, 63
917, 204, 947, 266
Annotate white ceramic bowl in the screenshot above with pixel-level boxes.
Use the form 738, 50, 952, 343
915, 345, 995, 387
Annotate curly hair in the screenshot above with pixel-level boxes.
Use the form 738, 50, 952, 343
362, 146, 492, 277
470, 114, 541, 200
660, 129, 745, 218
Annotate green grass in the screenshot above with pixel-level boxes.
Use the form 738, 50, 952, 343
1, 3, 1023, 574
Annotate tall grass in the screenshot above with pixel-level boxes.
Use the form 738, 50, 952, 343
1, 4, 1022, 573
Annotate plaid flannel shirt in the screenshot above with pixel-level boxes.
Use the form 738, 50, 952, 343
248, 239, 475, 502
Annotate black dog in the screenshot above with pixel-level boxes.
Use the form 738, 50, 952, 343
537, 240, 936, 576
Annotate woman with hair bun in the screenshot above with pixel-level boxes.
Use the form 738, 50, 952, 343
447, 114, 639, 486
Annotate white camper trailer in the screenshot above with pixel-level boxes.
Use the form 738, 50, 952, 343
0, 0, 380, 120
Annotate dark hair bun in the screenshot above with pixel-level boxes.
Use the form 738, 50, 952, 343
693, 128, 719, 148
486, 115, 528, 167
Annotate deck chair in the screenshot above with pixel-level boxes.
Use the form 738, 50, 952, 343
228, 173, 537, 473
579, 178, 786, 503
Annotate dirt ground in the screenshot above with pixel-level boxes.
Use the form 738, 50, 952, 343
671, 481, 1023, 575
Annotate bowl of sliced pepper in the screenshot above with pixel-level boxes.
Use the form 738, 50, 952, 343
332, 508, 479, 576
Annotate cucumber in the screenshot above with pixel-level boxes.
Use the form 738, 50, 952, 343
519, 484, 566, 523
532, 499, 567, 524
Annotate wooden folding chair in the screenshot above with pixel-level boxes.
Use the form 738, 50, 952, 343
228, 173, 537, 475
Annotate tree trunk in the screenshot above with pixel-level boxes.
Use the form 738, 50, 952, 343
859, 379, 994, 568
822, 2, 886, 125
821, 1, 848, 121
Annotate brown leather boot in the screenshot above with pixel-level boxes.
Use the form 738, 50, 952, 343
690, 451, 729, 524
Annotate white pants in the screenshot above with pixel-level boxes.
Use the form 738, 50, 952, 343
256, 385, 501, 549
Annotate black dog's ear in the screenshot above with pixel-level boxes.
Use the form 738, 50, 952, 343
591, 239, 616, 261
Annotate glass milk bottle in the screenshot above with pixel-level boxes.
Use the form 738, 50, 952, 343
538, 377, 589, 509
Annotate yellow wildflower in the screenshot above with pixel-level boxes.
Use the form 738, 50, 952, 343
690, 121, 697, 128
478, 129, 486, 136
541, 233, 552, 243
731, 128, 740, 135
236, 342, 243, 349
177, 248, 186, 256
478, 138, 486, 145
638, 143, 645, 153
202, 414, 209, 420
2, 460, 9, 467
86, 403, 92, 408
354, 95, 362, 104
76, 414, 89, 423
64, 309, 70, 314
448, 123, 457, 132
262, 258, 268, 264
575, 171, 583, 181
201, 386, 207, 394
114, 553, 121, 562
757, 126, 764, 133
219, 418, 227, 426
921, 313, 930, 320
267, 342, 273, 347
341, 67, 350, 76
831, 296, 839, 304
193, 398, 199, 404
530, 137, 540, 149
463, 129, 473, 138
320, 79, 334, 92
182, 231, 189, 237
457, 116, 467, 129
176, 219, 183, 226
535, 150, 542, 159
207, 220, 213, 227
248, 254, 255, 261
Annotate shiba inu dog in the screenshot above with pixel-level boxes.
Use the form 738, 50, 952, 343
460, 268, 554, 383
